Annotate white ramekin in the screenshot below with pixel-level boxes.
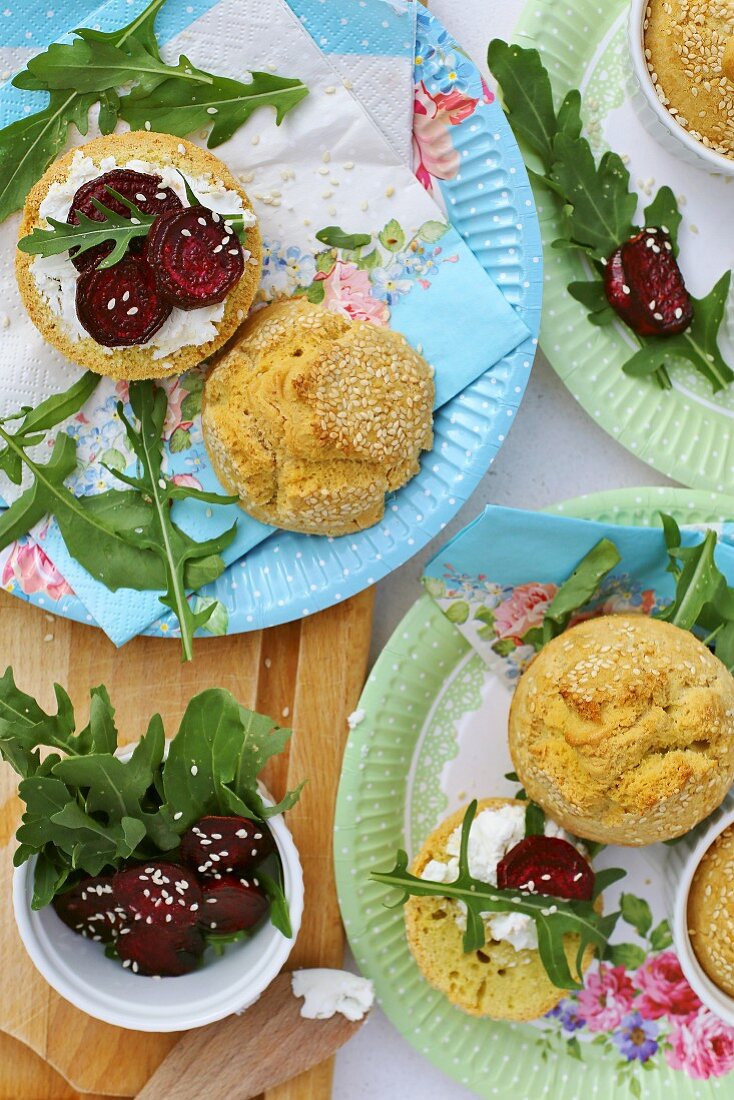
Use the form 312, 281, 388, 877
13, 774, 304, 1031
666, 798, 734, 1025
628, 0, 734, 178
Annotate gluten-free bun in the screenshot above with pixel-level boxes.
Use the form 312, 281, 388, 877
508, 615, 734, 846
201, 298, 434, 536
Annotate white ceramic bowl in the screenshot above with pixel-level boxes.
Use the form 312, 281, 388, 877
666, 797, 734, 1025
628, 0, 734, 178
13, 793, 304, 1031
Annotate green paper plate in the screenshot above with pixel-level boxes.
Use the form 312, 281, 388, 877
334, 487, 734, 1099
511, 0, 734, 492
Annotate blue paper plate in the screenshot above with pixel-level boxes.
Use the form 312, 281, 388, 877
0, 5, 542, 638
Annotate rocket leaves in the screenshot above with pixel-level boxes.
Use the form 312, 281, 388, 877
522, 538, 621, 650
119, 70, 310, 148
0, 0, 308, 222
0, 374, 237, 661
0, 677, 302, 917
18, 190, 155, 269
372, 800, 624, 991
487, 39, 734, 394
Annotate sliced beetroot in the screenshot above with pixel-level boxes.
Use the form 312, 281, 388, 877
180, 815, 275, 877
604, 227, 693, 337
113, 861, 202, 930
53, 874, 128, 942
76, 254, 171, 347
496, 836, 594, 902
145, 206, 244, 310
199, 874, 269, 933
67, 169, 182, 271
117, 923, 205, 977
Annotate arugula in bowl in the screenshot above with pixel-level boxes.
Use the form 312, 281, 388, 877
1, 673, 303, 975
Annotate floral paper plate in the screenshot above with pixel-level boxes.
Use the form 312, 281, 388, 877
334, 487, 734, 1100
512, 0, 734, 492
0, 5, 542, 639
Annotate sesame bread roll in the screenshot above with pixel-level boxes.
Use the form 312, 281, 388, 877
509, 615, 734, 846
688, 822, 734, 997
201, 298, 434, 536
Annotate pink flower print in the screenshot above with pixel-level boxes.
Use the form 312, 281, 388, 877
576, 964, 636, 1033
115, 380, 130, 404
413, 80, 462, 190
2, 542, 73, 601
493, 582, 557, 644
161, 377, 194, 441
634, 951, 702, 1021
171, 474, 203, 491
666, 1009, 734, 1079
481, 77, 495, 105
641, 589, 656, 614
431, 86, 480, 124
317, 260, 389, 326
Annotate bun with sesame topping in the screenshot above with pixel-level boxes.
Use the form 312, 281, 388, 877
508, 614, 734, 846
200, 298, 434, 536
688, 821, 734, 997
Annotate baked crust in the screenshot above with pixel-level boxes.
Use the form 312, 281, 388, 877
16, 131, 262, 380
405, 798, 595, 1021
508, 614, 734, 846
688, 822, 734, 998
201, 298, 434, 536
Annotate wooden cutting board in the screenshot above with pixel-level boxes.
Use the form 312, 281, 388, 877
0, 585, 374, 1099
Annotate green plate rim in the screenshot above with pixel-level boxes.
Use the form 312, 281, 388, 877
511, 0, 734, 493
334, 486, 734, 1099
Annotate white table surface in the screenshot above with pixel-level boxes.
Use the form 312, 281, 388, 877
332, 0, 676, 1096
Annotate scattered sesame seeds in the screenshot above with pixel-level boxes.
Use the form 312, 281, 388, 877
191, 764, 198, 776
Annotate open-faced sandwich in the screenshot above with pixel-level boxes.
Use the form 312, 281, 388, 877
16, 131, 262, 379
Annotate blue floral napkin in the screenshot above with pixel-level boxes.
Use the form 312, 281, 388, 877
423, 506, 734, 685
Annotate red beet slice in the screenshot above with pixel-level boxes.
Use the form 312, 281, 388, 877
604, 227, 693, 337
180, 815, 275, 877
113, 861, 202, 930
496, 836, 594, 902
145, 206, 244, 310
117, 923, 205, 977
53, 875, 128, 942
200, 874, 269, 933
76, 254, 171, 347
67, 169, 182, 271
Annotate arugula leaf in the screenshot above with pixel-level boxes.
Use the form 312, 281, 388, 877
523, 538, 621, 649
549, 140, 637, 259
487, 40, 558, 170
18, 193, 155, 269
622, 272, 734, 393
644, 185, 682, 255
0, 433, 78, 546
120, 70, 309, 147
372, 800, 623, 990
314, 226, 372, 251
162, 687, 246, 828
0, 0, 308, 221
0, 376, 237, 660
524, 800, 545, 837
489, 40, 733, 395
0, 91, 86, 224
112, 382, 237, 661
259, 866, 293, 938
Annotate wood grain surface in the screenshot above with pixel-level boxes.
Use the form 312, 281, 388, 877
135, 971, 364, 1099
0, 585, 374, 1098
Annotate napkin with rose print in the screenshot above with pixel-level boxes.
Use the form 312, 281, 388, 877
423, 506, 734, 686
